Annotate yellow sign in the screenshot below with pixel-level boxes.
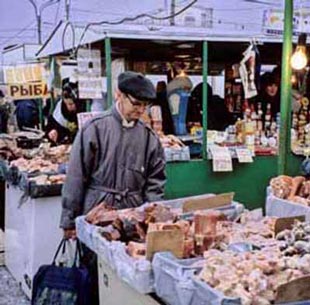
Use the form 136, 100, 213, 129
4, 63, 45, 84
7, 82, 49, 99
4, 63, 49, 99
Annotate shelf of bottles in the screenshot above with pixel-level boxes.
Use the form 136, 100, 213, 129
291, 96, 310, 156
209, 102, 279, 157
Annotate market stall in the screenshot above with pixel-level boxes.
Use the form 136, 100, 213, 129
1, 141, 70, 298
33, 0, 304, 209
76, 192, 244, 305
2, 0, 309, 303
76, 190, 310, 305
5, 184, 62, 298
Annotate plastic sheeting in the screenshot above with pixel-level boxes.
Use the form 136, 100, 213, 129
112, 242, 154, 294
75, 216, 98, 253
152, 252, 310, 305
75, 215, 154, 294
191, 279, 241, 305
152, 252, 203, 305
152, 251, 241, 305
266, 194, 310, 221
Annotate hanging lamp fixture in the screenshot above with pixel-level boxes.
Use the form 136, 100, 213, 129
291, 33, 308, 70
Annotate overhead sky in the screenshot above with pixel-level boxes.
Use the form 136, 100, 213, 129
0, 0, 297, 59
0, 0, 168, 52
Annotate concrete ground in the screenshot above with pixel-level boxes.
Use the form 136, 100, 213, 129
0, 267, 30, 305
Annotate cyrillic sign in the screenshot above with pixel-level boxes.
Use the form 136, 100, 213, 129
3, 63, 50, 99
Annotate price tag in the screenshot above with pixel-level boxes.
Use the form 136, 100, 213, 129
210, 147, 233, 172
236, 148, 253, 163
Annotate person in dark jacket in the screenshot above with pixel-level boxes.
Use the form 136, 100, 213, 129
61, 72, 166, 305
61, 71, 166, 231
14, 99, 39, 130
45, 82, 83, 144
153, 81, 175, 134
0, 90, 10, 133
187, 82, 234, 131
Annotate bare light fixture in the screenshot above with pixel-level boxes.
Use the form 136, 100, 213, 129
291, 33, 308, 70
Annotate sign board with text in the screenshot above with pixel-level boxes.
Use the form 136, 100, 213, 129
7, 82, 49, 99
210, 146, 233, 172
236, 148, 253, 163
77, 48, 103, 99
3, 63, 49, 99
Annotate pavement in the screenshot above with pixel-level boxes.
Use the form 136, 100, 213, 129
0, 267, 30, 305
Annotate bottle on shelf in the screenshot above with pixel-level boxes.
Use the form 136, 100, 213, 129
257, 103, 263, 132
264, 103, 272, 136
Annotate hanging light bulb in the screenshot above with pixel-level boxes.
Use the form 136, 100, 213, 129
291, 33, 308, 70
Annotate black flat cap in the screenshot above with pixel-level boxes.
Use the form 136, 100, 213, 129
118, 71, 156, 101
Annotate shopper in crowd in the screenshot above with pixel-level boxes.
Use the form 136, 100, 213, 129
153, 81, 175, 135
167, 75, 193, 135
45, 81, 83, 144
60, 71, 166, 304
0, 90, 10, 133
14, 98, 39, 130
187, 82, 234, 131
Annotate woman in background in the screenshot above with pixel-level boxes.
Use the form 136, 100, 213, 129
45, 82, 83, 144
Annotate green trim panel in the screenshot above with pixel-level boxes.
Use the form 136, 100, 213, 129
165, 154, 303, 210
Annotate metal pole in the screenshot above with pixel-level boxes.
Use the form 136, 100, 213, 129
48, 55, 55, 114
37, 14, 42, 44
65, 0, 70, 21
278, 0, 293, 175
105, 37, 113, 109
86, 100, 91, 112
202, 41, 208, 160
170, 0, 176, 25
38, 99, 43, 129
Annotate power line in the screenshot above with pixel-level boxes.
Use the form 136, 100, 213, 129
0, 20, 36, 48
0, 28, 37, 32
71, 8, 126, 16
75, 0, 198, 52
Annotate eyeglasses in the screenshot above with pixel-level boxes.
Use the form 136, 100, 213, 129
125, 94, 150, 107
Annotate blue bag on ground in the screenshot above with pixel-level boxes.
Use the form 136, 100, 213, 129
31, 239, 91, 305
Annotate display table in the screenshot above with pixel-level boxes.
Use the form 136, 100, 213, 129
98, 257, 163, 305
5, 182, 62, 299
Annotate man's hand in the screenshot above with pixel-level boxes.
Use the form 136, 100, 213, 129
63, 229, 77, 240
48, 129, 58, 143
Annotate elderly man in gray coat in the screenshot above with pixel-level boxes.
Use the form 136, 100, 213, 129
60, 71, 166, 238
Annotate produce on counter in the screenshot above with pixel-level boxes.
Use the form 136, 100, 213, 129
159, 134, 185, 149
86, 203, 178, 247
29, 174, 66, 185
6, 144, 72, 186
11, 157, 58, 173
86, 201, 281, 260
0, 136, 22, 160
198, 247, 309, 305
276, 221, 310, 256
43, 144, 71, 164
216, 216, 276, 249
270, 175, 310, 206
